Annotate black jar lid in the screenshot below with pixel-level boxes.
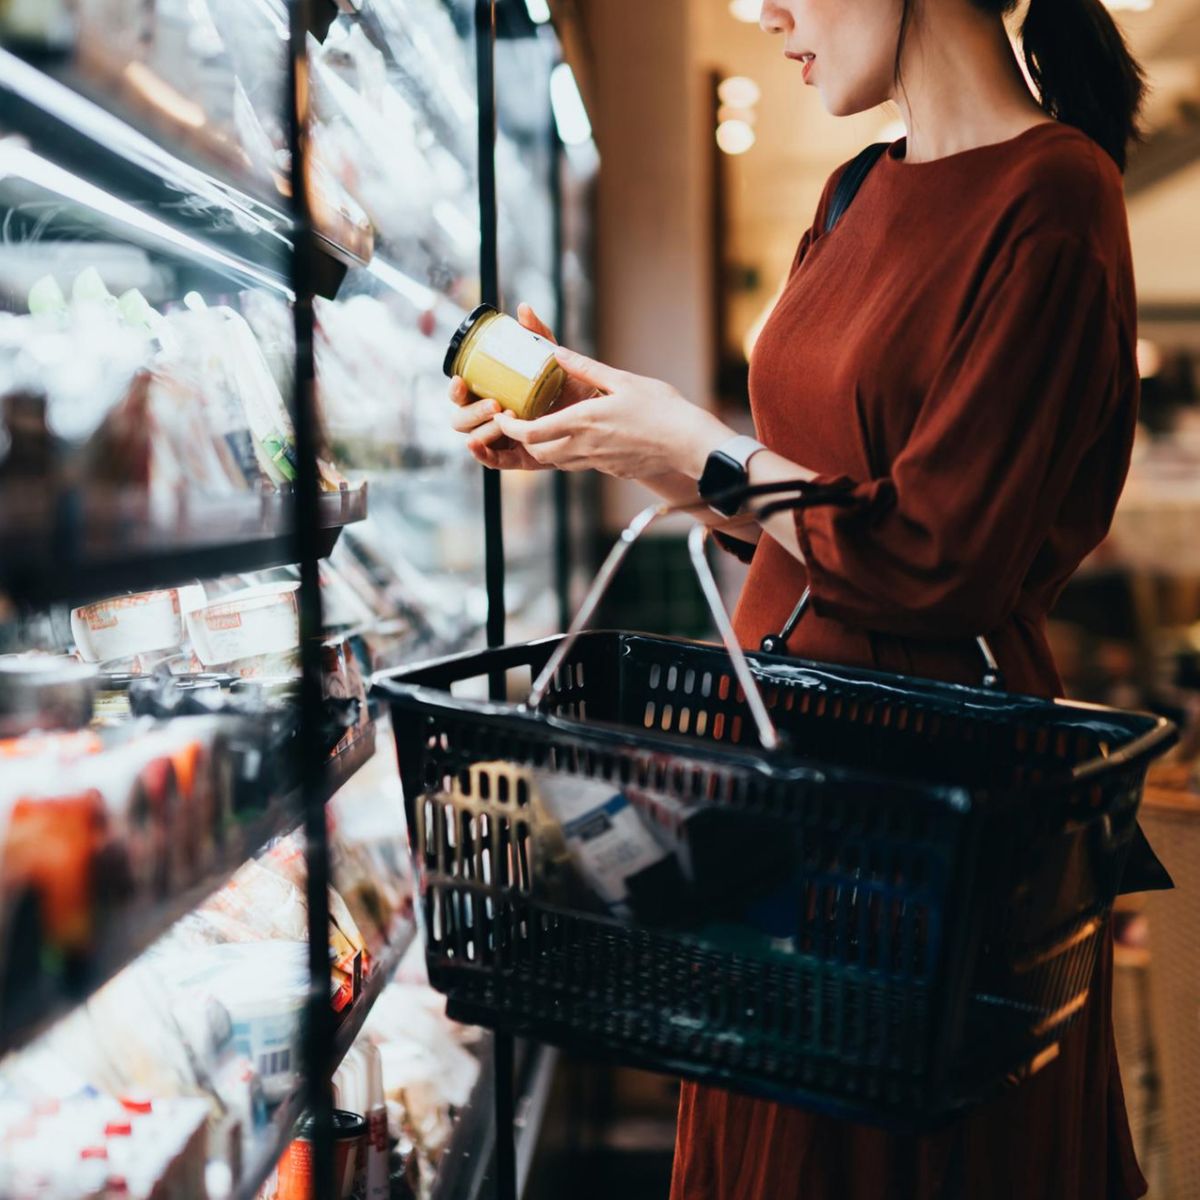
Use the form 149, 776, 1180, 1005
292, 1109, 368, 1142
443, 302, 497, 378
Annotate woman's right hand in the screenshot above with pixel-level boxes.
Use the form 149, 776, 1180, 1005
449, 303, 594, 470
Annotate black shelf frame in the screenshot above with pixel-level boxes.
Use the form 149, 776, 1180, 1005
0, 484, 367, 607
0, 723, 377, 1058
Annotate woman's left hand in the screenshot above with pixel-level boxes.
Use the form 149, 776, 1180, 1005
493, 347, 732, 480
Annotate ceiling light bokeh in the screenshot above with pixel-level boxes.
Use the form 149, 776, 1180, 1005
716, 119, 756, 155
717, 75, 762, 108
550, 62, 592, 145
728, 0, 761, 23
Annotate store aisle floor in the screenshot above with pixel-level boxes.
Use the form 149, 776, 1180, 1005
527, 1064, 678, 1200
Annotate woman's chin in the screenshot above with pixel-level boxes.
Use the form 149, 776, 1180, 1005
821, 85, 893, 120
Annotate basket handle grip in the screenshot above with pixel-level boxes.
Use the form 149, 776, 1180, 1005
761, 587, 1004, 691
724, 480, 1004, 691
527, 500, 786, 751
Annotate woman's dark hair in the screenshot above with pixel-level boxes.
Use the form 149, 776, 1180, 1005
895, 0, 1148, 172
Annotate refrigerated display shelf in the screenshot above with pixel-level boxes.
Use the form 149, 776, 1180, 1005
0, 483, 368, 606
349, 4, 477, 173
0, 45, 291, 295
231, 915, 418, 1200
0, 723, 377, 1057
0, 45, 373, 295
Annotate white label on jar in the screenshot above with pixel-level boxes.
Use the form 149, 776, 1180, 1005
481, 316, 556, 380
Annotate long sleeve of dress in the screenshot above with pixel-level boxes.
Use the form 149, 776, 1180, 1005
713, 226, 822, 566
795, 232, 1130, 639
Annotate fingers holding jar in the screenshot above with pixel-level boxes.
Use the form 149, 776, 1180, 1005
515, 302, 556, 342
449, 390, 502, 434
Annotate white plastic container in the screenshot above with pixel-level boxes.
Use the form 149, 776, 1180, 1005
71, 585, 206, 664
185, 582, 300, 668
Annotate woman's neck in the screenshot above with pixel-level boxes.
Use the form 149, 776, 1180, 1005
892, 6, 1051, 163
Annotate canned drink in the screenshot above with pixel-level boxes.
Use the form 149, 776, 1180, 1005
276, 1110, 367, 1200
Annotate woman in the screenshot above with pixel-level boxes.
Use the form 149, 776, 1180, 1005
450, 0, 1149, 1195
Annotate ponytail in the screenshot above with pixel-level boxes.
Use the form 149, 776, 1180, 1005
1019, 0, 1147, 172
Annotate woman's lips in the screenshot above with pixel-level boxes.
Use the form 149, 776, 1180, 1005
787, 51, 817, 82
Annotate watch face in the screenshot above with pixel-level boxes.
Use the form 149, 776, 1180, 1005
700, 452, 744, 514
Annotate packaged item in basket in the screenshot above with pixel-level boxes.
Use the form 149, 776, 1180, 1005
527, 769, 673, 919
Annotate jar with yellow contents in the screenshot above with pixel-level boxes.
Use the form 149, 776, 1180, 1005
443, 304, 566, 420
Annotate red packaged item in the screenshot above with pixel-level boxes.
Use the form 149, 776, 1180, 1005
276, 1110, 367, 1200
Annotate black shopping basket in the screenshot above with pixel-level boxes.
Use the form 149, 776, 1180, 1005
375, 485, 1177, 1129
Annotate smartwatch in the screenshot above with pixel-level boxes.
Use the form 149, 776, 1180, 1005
698, 435, 767, 517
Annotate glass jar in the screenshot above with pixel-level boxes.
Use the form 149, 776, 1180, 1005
443, 304, 566, 420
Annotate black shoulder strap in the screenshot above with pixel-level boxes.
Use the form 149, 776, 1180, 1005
823, 142, 889, 235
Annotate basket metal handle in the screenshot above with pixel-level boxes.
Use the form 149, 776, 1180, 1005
526, 502, 785, 751
761, 588, 1004, 690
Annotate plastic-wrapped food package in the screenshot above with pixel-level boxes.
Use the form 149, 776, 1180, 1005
316, 293, 464, 470
161, 300, 299, 488
239, 290, 295, 407
159, 307, 271, 491
0, 1092, 211, 1200
312, 27, 439, 238
0, 293, 154, 495
0, 266, 324, 500
151, 940, 309, 1105
0, 948, 260, 1176
258, 833, 372, 1003
328, 737, 414, 956
363, 984, 480, 1159
187, 857, 309, 945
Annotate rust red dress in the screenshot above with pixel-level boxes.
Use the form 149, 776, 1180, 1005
671, 123, 1146, 1200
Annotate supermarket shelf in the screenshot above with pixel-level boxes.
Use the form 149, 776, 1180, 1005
0, 45, 373, 294
232, 917, 417, 1200
350, 4, 476, 173
0, 484, 368, 606
515, 1044, 559, 1196
429, 1037, 557, 1200
0, 45, 291, 294
430, 1033, 498, 1200
0, 725, 377, 1058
